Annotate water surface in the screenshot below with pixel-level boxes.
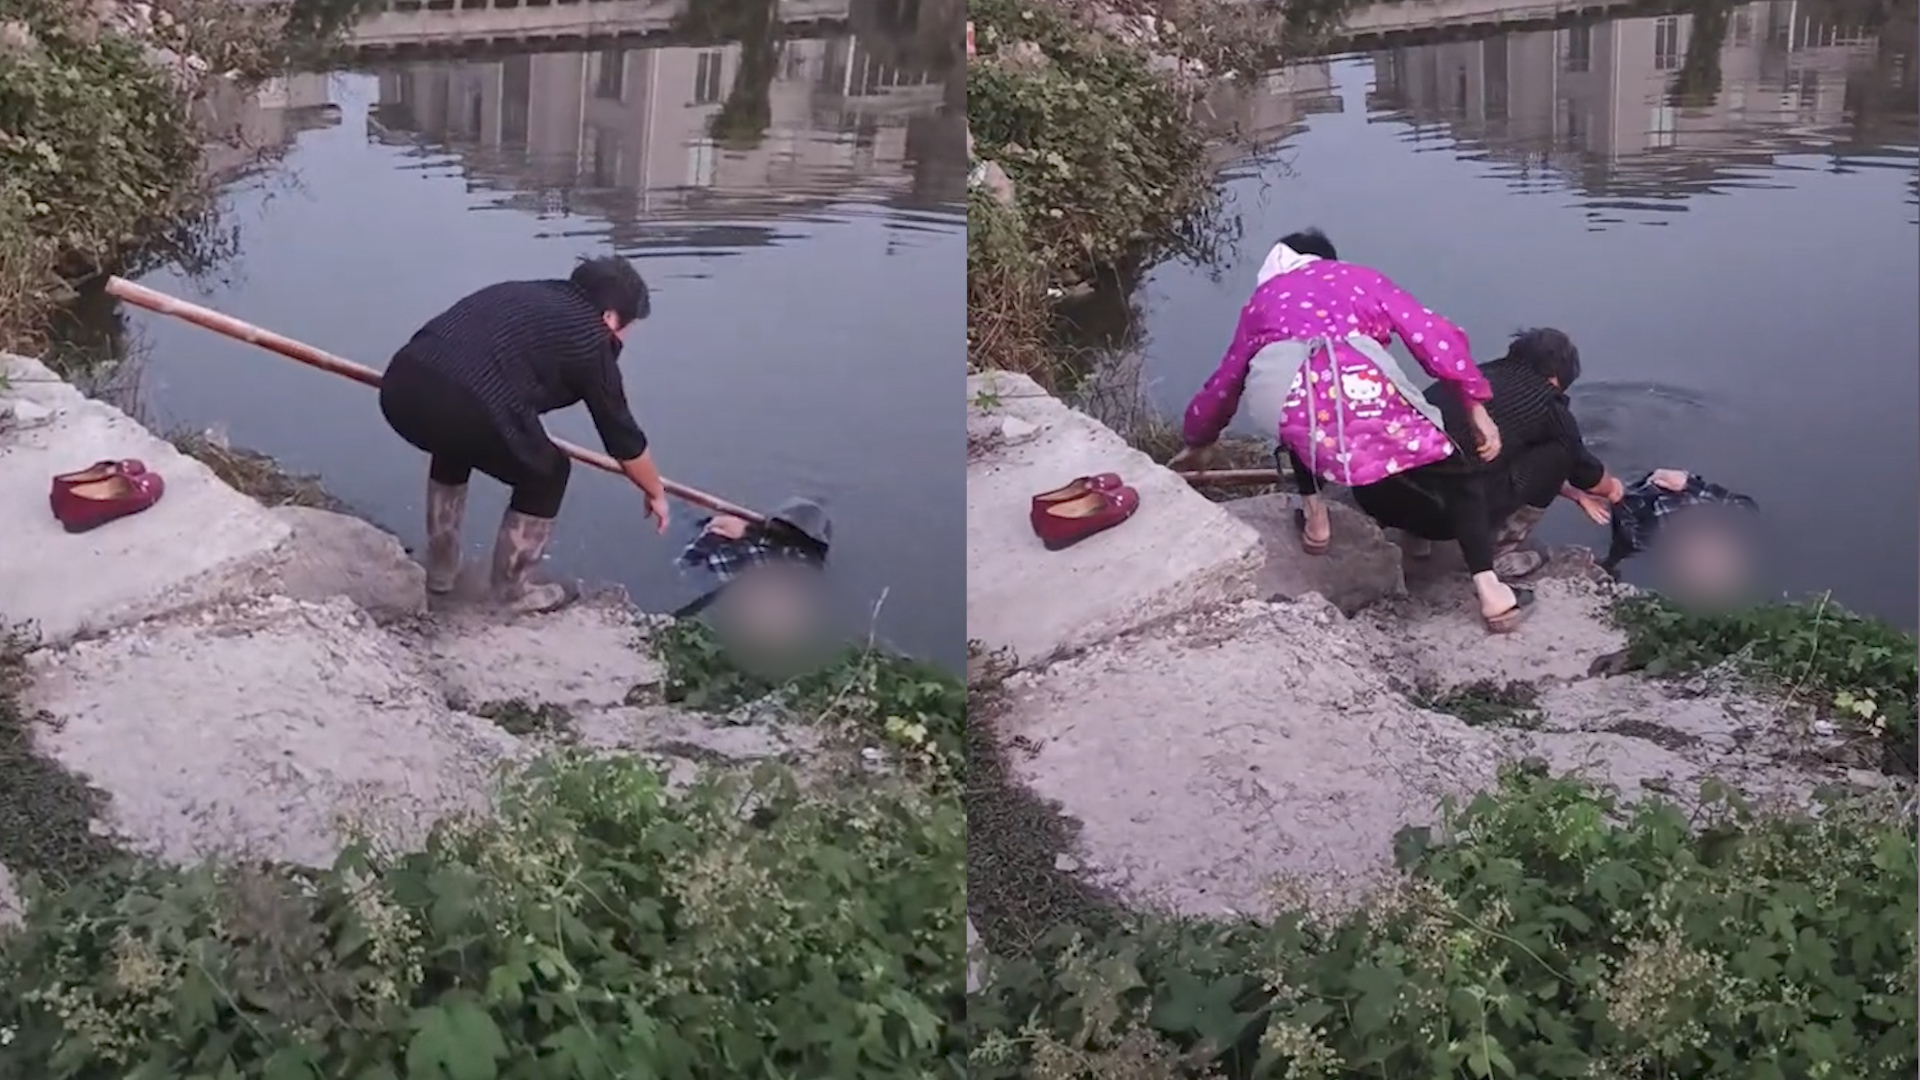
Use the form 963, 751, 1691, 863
1123, 0, 1918, 625
90, 7, 967, 663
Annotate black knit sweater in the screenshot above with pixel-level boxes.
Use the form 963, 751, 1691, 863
400, 279, 649, 468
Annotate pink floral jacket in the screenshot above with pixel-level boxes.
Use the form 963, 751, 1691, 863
1183, 258, 1492, 488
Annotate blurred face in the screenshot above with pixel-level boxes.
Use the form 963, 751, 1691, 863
1656, 516, 1753, 607
602, 311, 632, 342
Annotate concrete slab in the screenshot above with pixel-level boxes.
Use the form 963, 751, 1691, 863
1223, 494, 1406, 615
21, 595, 516, 868
264, 506, 427, 624
987, 576, 1850, 918
966, 373, 1262, 669
0, 354, 291, 645
421, 599, 664, 710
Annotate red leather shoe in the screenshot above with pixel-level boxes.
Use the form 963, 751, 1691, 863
1031, 486, 1140, 551
1030, 473, 1124, 514
51, 460, 148, 491
50, 471, 165, 534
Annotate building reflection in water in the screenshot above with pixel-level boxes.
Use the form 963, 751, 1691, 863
362, 27, 964, 250
1358, 0, 1916, 211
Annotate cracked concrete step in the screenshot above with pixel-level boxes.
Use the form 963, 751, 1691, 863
965, 372, 1263, 670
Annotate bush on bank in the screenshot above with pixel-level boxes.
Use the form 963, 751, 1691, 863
0, 623, 969, 1078
968, 766, 1918, 1080
0, 0, 300, 354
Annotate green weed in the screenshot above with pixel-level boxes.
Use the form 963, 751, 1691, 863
0, 754, 967, 1078
652, 618, 964, 784
968, 767, 1918, 1079
1613, 593, 1917, 774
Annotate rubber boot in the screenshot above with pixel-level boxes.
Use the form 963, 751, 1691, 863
424, 480, 467, 595
489, 509, 576, 615
1492, 505, 1548, 579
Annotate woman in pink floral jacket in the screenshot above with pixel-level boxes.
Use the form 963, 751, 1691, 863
1175, 228, 1532, 631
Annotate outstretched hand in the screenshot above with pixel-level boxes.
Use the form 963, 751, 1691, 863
646, 493, 672, 534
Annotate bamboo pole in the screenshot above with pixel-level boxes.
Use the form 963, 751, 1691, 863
105, 276, 766, 524
1174, 468, 1286, 487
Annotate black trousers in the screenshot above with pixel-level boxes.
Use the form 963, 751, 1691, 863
1346, 441, 1574, 575
380, 347, 571, 519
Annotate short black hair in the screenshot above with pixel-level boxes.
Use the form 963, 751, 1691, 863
570, 255, 650, 326
1279, 228, 1338, 260
1505, 327, 1582, 387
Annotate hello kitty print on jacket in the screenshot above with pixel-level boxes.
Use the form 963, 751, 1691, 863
1183, 243, 1493, 488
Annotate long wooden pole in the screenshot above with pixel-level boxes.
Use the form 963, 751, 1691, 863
1176, 468, 1286, 487
105, 276, 766, 524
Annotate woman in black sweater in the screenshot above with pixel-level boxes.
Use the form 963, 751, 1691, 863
379, 256, 669, 614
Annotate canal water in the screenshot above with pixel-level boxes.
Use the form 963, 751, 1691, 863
87, 10, 968, 664
1120, 0, 1919, 626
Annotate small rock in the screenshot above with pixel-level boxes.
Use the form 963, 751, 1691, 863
999, 416, 1038, 442
1053, 853, 1081, 873
1812, 719, 1836, 737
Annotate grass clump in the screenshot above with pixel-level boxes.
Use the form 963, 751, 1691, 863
0, 625, 122, 888
968, 766, 1917, 1079
1408, 677, 1544, 730
1614, 593, 1917, 774
473, 698, 575, 739
167, 430, 347, 509
0, 752, 966, 1077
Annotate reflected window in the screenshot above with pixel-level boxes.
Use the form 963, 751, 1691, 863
501, 55, 531, 149
1557, 97, 1586, 144
687, 137, 717, 187
584, 126, 621, 187
596, 50, 626, 101
694, 51, 725, 105
1564, 25, 1591, 73
1654, 16, 1681, 71
1731, 11, 1752, 46
1483, 38, 1508, 120
1648, 104, 1675, 148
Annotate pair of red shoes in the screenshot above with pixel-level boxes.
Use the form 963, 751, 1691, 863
1030, 473, 1141, 551
49, 459, 165, 533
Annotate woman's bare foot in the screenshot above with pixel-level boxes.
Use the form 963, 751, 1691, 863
1302, 495, 1331, 548
1472, 570, 1532, 632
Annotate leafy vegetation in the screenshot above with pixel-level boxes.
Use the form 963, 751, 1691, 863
968, 766, 1917, 1079
0, 0, 318, 355
0, 754, 966, 1079
1614, 593, 1917, 774
0, 617, 968, 1077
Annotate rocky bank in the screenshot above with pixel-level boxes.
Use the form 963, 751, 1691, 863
965, 371, 1886, 935
0, 353, 810, 924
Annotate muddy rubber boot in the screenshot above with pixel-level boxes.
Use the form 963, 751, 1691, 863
489, 509, 577, 616
424, 480, 467, 594
1491, 505, 1548, 578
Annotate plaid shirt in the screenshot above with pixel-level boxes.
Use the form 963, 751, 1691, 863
677, 520, 824, 584
1603, 472, 1757, 572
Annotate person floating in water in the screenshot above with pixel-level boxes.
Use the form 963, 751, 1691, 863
378, 256, 671, 615
1599, 469, 1759, 603
676, 497, 832, 652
